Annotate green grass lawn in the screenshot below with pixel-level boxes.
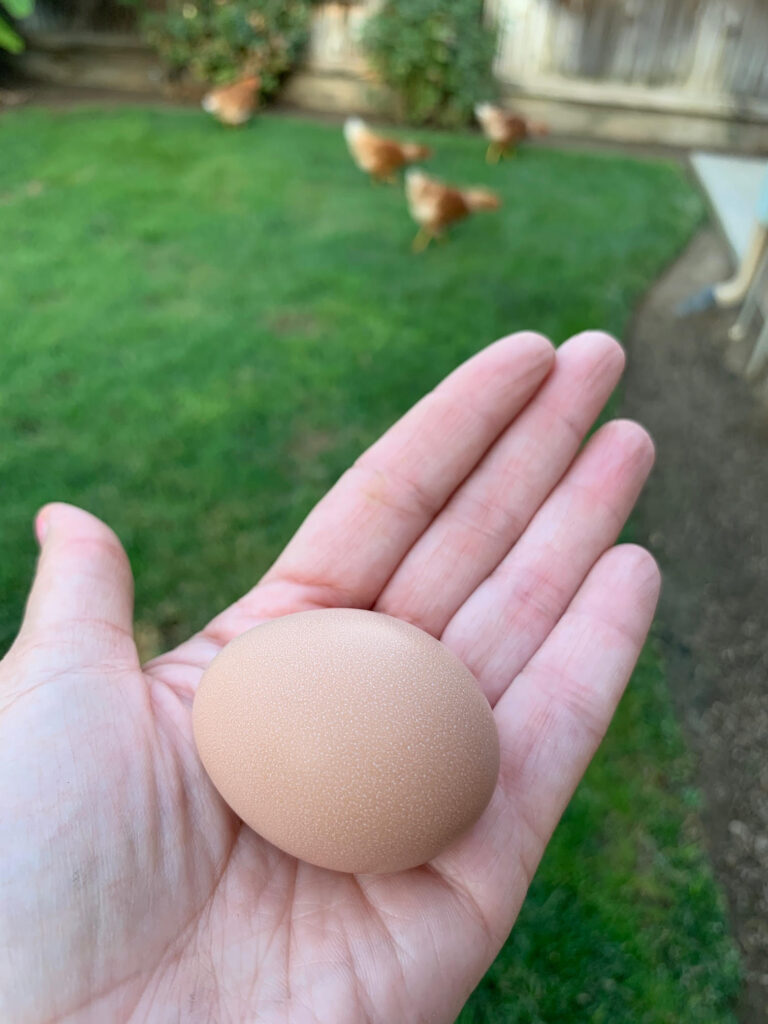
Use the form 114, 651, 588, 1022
0, 107, 740, 1020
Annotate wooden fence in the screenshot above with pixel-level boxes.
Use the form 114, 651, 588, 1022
19, 0, 768, 123
488, 0, 768, 117
305, 0, 768, 120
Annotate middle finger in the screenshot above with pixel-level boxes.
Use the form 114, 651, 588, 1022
375, 332, 625, 635
441, 418, 654, 705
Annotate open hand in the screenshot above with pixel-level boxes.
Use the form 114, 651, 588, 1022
0, 331, 659, 1024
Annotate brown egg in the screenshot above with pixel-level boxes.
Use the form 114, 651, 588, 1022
192, 608, 499, 873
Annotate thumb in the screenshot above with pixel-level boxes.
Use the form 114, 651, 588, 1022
17, 503, 135, 656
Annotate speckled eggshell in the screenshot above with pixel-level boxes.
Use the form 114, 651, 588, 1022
192, 608, 499, 874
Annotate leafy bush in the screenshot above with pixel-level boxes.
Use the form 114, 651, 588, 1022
128, 0, 314, 95
0, 0, 32, 53
362, 0, 497, 127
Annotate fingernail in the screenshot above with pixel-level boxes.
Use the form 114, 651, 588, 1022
34, 509, 49, 546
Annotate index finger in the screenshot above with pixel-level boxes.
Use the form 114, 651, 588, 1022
249, 332, 555, 616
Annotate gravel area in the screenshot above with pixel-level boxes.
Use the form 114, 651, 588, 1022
623, 227, 768, 1023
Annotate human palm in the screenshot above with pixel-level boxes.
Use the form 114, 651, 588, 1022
0, 332, 659, 1024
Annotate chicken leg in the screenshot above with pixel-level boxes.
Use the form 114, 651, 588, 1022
486, 142, 502, 165
411, 227, 434, 253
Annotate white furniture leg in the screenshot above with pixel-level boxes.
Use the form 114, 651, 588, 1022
729, 290, 758, 342
729, 243, 768, 377
746, 320, 768, 378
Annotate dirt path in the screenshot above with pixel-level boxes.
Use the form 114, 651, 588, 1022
623, 228, 768, 1023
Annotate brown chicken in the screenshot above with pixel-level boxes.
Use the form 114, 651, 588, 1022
343, 118, 432, 184
474, 103, 549, 162
202, 74, 261, 127
405, 169, 501, 252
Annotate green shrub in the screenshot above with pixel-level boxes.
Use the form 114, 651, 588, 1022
127, 0, 314, 95
0, 0, 32, 53
362, 0, 497, 127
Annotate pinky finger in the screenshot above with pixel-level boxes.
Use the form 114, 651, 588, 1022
493, 544, 661, 866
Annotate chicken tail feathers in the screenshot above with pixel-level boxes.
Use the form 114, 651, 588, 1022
401, 142, 432, 162
463, 187, 501, 212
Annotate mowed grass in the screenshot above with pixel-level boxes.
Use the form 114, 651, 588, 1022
0, 108, 739, 1020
